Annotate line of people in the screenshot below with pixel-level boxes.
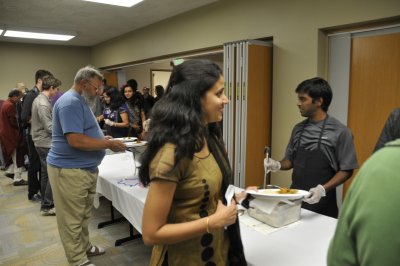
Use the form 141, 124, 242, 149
0, 69, 165, 219
0, 66, 166, 266
0, 70, 62, 217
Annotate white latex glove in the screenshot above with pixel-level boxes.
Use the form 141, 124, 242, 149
303, 184, 326, 204
263, 158, 281, 174
104, 119, 114, 126
143, 119, 151, 132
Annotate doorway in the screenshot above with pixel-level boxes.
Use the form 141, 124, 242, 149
150, 69, 171, 96
328, 26, 400, 198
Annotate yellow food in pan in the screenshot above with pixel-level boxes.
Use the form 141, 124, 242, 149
277, 188, 298, 194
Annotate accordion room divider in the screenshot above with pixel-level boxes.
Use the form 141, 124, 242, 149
222, 40, 272, 188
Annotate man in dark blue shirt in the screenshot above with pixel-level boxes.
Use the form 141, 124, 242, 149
21, 69, 52, 201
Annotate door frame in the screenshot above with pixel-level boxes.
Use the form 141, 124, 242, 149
327, 24, 400, 206
150, 69, 172, 96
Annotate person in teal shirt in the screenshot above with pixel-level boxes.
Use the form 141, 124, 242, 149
327, 139, 400, 266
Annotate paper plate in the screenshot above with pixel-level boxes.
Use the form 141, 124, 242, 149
112, 137, 138, 143
125, 141, 147, 147
247, 188, 310, 200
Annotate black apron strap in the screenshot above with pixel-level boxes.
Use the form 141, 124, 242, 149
317, 115, 328, 149
296, 115, 328, 151
296, 119, 308, 151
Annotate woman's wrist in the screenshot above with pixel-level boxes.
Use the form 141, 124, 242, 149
207, 214, 217, 232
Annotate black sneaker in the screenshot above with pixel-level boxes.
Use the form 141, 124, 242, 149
13, 179, 28, 186
28, 193, 42, 201
5, 173, 14, 179
41, 208, 56, 216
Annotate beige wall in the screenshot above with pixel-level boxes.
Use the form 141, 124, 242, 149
91, 0, 400, 187
0, 0, 395, 187
123, 60, 172, 92
0, 42, 91, 99
122, 55, 222, 93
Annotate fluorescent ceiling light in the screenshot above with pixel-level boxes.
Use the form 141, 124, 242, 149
0, 29, 3, 35
4, 30, 75, 41
82, 0, 144, 7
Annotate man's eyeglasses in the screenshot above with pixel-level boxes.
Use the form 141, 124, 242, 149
88, 82, 100, 91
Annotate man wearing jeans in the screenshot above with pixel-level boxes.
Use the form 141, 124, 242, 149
47, 66, 126, 266
31, 75, 61, 215
21, 69, 53, 201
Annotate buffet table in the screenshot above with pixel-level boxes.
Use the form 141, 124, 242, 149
97, 150, 147, 233
240, 211, 336, 266
97, 151, 337, 266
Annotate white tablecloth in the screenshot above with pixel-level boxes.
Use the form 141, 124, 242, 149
97, 152, 337, 266
240, 210, 337, 266
97, 151, 147, 233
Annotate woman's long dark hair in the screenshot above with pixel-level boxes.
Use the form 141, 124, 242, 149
139, 59, 247, 265
106, 86, 125, 111
139, 59, 223, 186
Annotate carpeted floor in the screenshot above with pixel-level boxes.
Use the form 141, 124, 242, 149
0, 170, 151, 266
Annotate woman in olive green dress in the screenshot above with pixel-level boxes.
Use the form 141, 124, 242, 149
139, 59, 247, 266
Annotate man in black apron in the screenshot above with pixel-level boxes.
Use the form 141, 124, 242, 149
265, 78, 358, 218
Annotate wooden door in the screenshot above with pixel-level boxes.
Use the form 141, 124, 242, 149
103, 71, 118, 88
345, 32, 400, 195
244, 44, 273, 187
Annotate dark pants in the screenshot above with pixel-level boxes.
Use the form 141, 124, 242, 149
26, 133, 41, 198
36, 146, 53, 210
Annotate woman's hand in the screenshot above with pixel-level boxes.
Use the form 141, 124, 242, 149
97, 115, 104, 122
235, 186, 258, 202
143, 119, 151, 132
209, 200, 237, 230
132, 122, 141, 131
246, 186, 259, 191
140, 131, 148, 141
